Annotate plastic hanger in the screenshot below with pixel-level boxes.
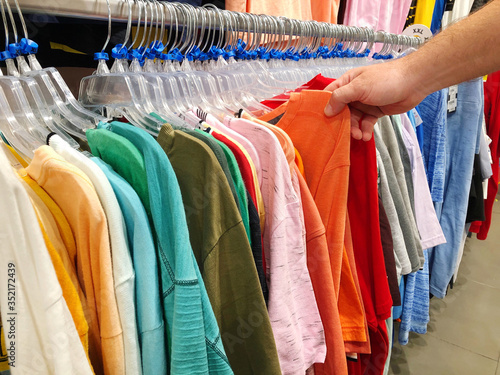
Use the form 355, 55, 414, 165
0, 0, 44, 157
0, 0, 83, 148
15, 1, 107, 135
80, 0, 168, 134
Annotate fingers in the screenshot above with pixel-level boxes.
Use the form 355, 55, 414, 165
349, 108, 364, 140
324, 83, 361, 117
349, 109, 378, 141
360, 114, 378, 141
322, 68, 380, 141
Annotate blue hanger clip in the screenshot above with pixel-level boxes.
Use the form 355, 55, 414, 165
8, 43, 22, 57
19, 38, 38, 54
94, 52, 109, 61
0, 50, 13, 61
111, 44, 128, 59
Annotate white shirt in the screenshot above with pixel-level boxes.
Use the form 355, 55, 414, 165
49, 136, 142, 375
0, 144, 93, 375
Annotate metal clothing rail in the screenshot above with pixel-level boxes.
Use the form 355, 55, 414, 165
10, 0, 423, 47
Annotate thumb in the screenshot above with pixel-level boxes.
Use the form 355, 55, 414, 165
324, 83, 360, 117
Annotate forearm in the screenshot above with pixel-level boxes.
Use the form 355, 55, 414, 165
398, 0, 500, 97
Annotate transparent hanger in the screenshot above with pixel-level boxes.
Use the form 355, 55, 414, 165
138, 1, 199, 126
215, 11, 291, 104
208, 10, 272, 111
161, 4, 236, 117
0, 0, 79, 153
80, 0, 164, 133
80, 0, 194, 132
0, 0, 42, 157
13, 2, 107, 135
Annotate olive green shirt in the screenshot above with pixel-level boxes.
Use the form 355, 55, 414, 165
157, 123, 281, 375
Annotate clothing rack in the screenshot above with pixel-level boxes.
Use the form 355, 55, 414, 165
11, 0, 423, 47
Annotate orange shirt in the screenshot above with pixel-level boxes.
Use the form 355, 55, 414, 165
294, 148, 306, 178
226, 0, 312, 21
26, 146, 124, 375
245, 110, 361, 371
226, 0, 341, 23
296, 168, 348, 375
311, 0, 340, 23
259, 90, 367, 346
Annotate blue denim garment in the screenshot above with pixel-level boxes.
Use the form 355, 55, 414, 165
398, 249, 430, 345
418, 89, 448, 203
428, 78, 484, 298
93, 157, 167, 375
392, 276, 404, 320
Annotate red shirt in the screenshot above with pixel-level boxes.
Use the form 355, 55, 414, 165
470, 71, 500, 239
210, 129, 258, 209
261, 74, 336, 109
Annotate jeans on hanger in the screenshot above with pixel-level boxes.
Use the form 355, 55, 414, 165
428, 78, 484, 299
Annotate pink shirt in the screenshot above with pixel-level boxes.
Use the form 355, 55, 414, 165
343, 0, 412, 38
223, 116, 326, 374
205, 113, 263, 184
400, 114, 447, 249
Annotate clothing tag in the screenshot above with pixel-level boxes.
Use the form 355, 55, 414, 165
0, 144, 22, 171
412, 108, 423, 127
448, 85, 458, 113
346, 353, 358, 362
402, 24, 433, 43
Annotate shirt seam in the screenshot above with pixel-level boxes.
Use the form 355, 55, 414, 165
205, 337, 230, 366
323, 163, 351, 175
203, 219, 245, 264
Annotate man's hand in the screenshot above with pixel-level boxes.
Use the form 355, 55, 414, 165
323, 0, 500, 141
323, 61, 427, 141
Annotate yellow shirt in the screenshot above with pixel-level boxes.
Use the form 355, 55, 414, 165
414, 0, 436, 28
17, 170, 82, 293
35, 212, 93, 373
26, 146, 124, 375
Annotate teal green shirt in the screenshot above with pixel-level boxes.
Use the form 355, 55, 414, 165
92, 157, 167, 375
87, 123, 233, 375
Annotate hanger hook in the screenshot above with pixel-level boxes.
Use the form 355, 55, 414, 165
118, 0, 133, 53
199, 5, 211, 52
10, 0, 28, 40
96, 0, 111, 53
3, 0, 18, 44
141, 0, 155, 57
0, 0, 9, 52
202, 4, 222, 50
164, 2, 178, 52
128, 0, 142, 50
